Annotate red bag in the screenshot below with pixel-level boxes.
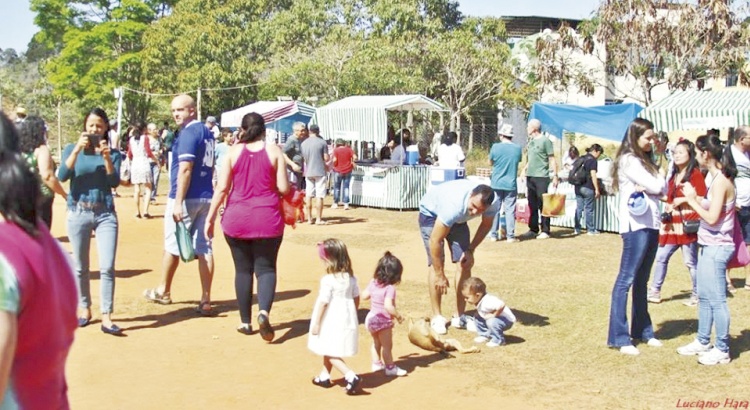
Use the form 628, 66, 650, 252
516, 199, 530, 224
728, 216, 750, 269
280, 187, 305, 228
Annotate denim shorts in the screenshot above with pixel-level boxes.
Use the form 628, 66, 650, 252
418, 213, 470, 266
738, 206, 750, 244
164, 198, 212, 256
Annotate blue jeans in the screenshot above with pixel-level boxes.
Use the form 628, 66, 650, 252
332, 171, 352, 204
67, 209, 118, 314
490, 189, 517, 239
696, 245, 734, 353
650, 243, 698, 297
150, 162, 160, 199
475, 315, 514, 344
574, 187, 596, 232
608, 229, 658, 347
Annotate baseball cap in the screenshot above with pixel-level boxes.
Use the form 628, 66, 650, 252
206, 116, 217, 123
627, 192, 649, 216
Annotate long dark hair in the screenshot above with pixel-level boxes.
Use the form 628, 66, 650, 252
18, 115, 47, 153
133, 121, 147, 141
670, 139, 698, 185
612, 118, 658, 192
239, 112, 266, 143
695, 135, 737, 180
0, 112, 40, 237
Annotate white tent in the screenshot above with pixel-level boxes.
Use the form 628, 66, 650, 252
312, 95, 446, 145
220, 101, 316, 133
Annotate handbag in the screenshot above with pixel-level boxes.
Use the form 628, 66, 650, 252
541, 191, 566, 217
728, 216, 750, 269
120, 157, 131, 184
175, 220, 196, 263
678, 208, 700, 234
280, 186, 306, 228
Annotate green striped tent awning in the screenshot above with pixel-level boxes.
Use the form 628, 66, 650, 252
640, 89, 750, 132
312, 95, 447, 146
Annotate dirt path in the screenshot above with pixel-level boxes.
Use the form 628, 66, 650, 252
58, 194, 527, 409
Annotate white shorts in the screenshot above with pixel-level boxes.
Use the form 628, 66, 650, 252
305, 176, 327, 198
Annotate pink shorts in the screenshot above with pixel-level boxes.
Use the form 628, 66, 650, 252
365, 312, 394, 333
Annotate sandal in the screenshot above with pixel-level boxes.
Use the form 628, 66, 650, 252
258, 313, 274, 341
143, 287, 172, 305
195, 301, 215, 316
345, 375, 361, 395
312, 377, 333, 388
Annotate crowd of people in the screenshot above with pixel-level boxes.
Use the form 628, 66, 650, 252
4, 101, 750, 405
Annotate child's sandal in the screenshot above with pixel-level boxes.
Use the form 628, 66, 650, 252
311, 377, 333, 388
345, 375, 361, 395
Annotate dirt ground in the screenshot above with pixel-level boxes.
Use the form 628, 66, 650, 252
56, 185, 750, 409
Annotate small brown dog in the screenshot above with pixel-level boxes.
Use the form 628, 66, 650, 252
407, 317, 480, 354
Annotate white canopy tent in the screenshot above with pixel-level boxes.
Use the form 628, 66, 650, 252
312, 94, 446, 145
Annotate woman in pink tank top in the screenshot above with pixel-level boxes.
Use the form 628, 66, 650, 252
677, 135, 737, 365
205, 112, 290, 341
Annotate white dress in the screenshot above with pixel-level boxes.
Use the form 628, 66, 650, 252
129, 136, 152, 184
307, 273, 360, 357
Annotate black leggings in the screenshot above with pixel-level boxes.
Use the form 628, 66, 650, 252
224, 235, 283, 325
40, 195, 54, 229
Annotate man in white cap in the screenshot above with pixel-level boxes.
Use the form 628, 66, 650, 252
488, 123, 522, 243
205, 116, 220, 140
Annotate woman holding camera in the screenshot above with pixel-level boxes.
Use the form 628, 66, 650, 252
677, 135, 737, 365
647, 139, 706, 306
58, 108, 123, 335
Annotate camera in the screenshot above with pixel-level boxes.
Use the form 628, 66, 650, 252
660, 212, 672, 223
84, 134, 101, 155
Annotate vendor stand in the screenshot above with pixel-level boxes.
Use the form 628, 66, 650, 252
351, 164, 430, 210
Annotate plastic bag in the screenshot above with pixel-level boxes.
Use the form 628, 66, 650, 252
280, 187, 306, 228
120, 157, 131, 185
541, 192, 566, 217
176, 220, 195, 263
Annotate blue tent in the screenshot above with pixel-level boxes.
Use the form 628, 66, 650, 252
529, 102, 644, 142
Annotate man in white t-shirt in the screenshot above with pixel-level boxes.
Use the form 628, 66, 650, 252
205, 116, 221, 140
731, 126, 750, 290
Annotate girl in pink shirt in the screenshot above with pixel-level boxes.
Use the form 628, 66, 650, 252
361, 252, 407, 377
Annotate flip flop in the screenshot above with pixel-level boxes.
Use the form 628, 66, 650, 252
195, 301, 215, 316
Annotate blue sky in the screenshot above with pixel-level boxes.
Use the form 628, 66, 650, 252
0, 0, 601, 53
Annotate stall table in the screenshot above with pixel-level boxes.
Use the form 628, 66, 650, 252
350, 164, 430, 210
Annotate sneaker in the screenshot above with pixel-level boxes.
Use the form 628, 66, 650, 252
486, 340, 505, 348
520, 231, 538, 239
682, 295, 699, 307
677, 339, 711, 356
430, 316, 447, 335
488, 236, 498, 242
727, 283, 737, 294
384, 365, 407, 377
587, 231, 600, 236
537, 232, 550, 239
330, 203, 338, 209
647, 289, 661, 304
697, 347, 731, 365
574, 229, 581, 235
343, 204, 350, 210
450, 315, 467, 329
371, 361, 384, 372
474, 336, 490, 343
506, 238, 519, 243
645, 338, 663, 347
619, 345, 640, 356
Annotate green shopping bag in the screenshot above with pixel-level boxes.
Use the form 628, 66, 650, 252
176, 220, 196, 263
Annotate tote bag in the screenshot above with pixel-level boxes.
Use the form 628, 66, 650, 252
728, 217, 750, 269
541, 192, 566, 217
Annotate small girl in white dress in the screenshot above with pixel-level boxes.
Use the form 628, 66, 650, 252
308, 238, 361, 394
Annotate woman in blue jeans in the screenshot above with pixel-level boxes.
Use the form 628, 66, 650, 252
607, 118, 666, 356
58, 108, 123, 335
677, 135, 737, 365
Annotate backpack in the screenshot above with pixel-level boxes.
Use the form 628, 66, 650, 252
569, 156, 588, 186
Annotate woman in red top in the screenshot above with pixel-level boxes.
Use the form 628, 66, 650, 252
647, 139, 707, 306
330, 139, 357, 210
